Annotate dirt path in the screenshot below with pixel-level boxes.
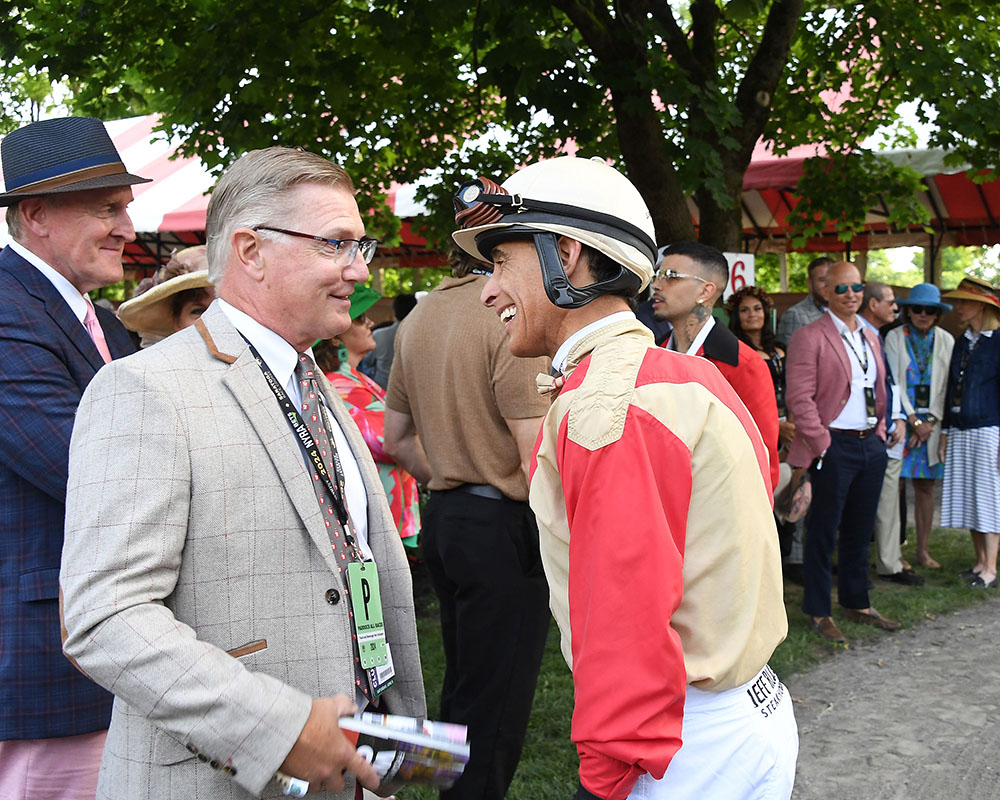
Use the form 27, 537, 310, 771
786, 596, 1000, 799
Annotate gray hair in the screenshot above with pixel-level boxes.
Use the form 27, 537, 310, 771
862, 281, 890, 312
205, 147, 354, 283
4, 205, 22, 240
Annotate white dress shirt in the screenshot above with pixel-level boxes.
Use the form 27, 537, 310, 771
217, 299, 372, 559
827, 310, 878, 431
9, 240, 92, 324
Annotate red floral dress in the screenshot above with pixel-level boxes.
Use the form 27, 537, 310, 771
326, 364, 420, 545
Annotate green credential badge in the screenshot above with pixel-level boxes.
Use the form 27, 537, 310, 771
347, 561, 388, 669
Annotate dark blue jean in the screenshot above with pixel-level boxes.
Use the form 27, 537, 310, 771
802, 432, 888, 617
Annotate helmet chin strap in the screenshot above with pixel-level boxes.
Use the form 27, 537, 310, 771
533, 232, 641, 309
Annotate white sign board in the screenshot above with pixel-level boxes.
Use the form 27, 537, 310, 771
723, 252, 754, 301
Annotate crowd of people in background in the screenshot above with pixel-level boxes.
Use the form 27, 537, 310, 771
3, 113, 1000, 800
663, 258, 1000, 645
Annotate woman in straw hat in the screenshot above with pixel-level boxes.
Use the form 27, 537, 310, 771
887, 283, 955, 568
314, 286, 421, 551
117, 246, 214, 347
938, 275, 1000, 587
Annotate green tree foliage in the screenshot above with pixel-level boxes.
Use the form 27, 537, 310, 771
754, 251, 819, 293
3, 1, 1000, 252
377, 267, 450, 296
0, 65, 60, 132
916, 246, 1000, 288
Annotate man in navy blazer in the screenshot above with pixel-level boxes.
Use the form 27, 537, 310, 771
0, 117, 148, 797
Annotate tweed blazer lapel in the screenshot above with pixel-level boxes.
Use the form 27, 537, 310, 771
194, 304, 348, 573
0, 248, 107, 373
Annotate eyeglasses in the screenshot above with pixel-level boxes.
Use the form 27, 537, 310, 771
252, 225, 379, 265
833, 282, 865, 295
909, 305, 938, 315
655, 268, 708, 283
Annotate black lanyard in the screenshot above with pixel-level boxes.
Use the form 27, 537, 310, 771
246, 343, 353, 536
840, 330, 870, 376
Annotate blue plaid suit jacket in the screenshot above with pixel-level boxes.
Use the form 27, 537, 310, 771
0, 246, 135, 740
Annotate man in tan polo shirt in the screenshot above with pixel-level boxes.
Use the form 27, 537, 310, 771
384, 251, 550, 800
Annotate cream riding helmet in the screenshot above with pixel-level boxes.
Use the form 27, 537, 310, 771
451, 156, 657, 308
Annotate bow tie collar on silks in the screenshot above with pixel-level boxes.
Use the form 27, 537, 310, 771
245, 341, 396, 701
537, 368, 566, 399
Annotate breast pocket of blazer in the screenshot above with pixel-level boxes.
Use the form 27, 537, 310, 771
226, 638, 268, 663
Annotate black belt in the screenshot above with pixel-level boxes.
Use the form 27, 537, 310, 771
437, 483, 504, 500
830, 428, 877, 439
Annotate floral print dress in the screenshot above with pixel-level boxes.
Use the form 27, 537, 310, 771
901, 325, 944, 480
326, 363, 420, 547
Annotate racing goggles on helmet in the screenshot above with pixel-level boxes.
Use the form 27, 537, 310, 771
453, 177, 656, 308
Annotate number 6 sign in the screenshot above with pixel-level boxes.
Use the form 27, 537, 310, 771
723, 253, 755, 301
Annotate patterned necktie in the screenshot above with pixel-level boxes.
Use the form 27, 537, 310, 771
293, 353, 371, 701
84, 299, 112, 364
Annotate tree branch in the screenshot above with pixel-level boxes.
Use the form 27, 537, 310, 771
549, 0, 617, 61
638, 0, 702, 80
552, 0, 696, 243
689, 0, 719, 80
732, 0, 805, 162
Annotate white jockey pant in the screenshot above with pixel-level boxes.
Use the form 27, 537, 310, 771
626, 665, 798, 800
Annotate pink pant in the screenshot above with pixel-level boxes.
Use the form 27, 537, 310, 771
0, 729, 106, 800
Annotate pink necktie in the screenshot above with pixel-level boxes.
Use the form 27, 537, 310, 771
84, 299, 112, 364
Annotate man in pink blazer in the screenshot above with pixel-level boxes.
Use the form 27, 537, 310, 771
786, 261, 900, 645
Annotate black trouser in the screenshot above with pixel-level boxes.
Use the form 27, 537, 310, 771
802, 431, 888, 617
423, 488, 550, 800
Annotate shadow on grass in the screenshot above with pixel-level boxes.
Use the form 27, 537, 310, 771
399, 527, 985, 799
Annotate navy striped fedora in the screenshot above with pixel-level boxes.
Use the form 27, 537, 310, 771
0, 116, 151, 206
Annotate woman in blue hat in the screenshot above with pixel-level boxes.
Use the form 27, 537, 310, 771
886, 283, 955, 568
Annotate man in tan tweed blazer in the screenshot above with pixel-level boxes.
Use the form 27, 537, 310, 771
60, 148, 425, 799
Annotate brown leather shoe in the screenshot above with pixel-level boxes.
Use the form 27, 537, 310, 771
810, 616, 847, 643
843, 607, 901, 631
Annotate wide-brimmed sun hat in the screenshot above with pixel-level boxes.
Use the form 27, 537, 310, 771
895, 283, 952, 314
118, 247, 213, 337
0, 116, 151, 206
941, 275, 1000, 310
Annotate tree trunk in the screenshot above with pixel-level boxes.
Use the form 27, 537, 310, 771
693, 181, 744, 252
612, 87, 697, 247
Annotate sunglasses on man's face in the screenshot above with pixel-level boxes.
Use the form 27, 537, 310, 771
909, 305, 938, 316
833, 282, 865, 295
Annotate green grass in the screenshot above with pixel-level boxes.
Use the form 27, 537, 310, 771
397, 526, 988, 799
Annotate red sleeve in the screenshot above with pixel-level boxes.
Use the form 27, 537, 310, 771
557, 405, 689, 800
716, 344, 780, 493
